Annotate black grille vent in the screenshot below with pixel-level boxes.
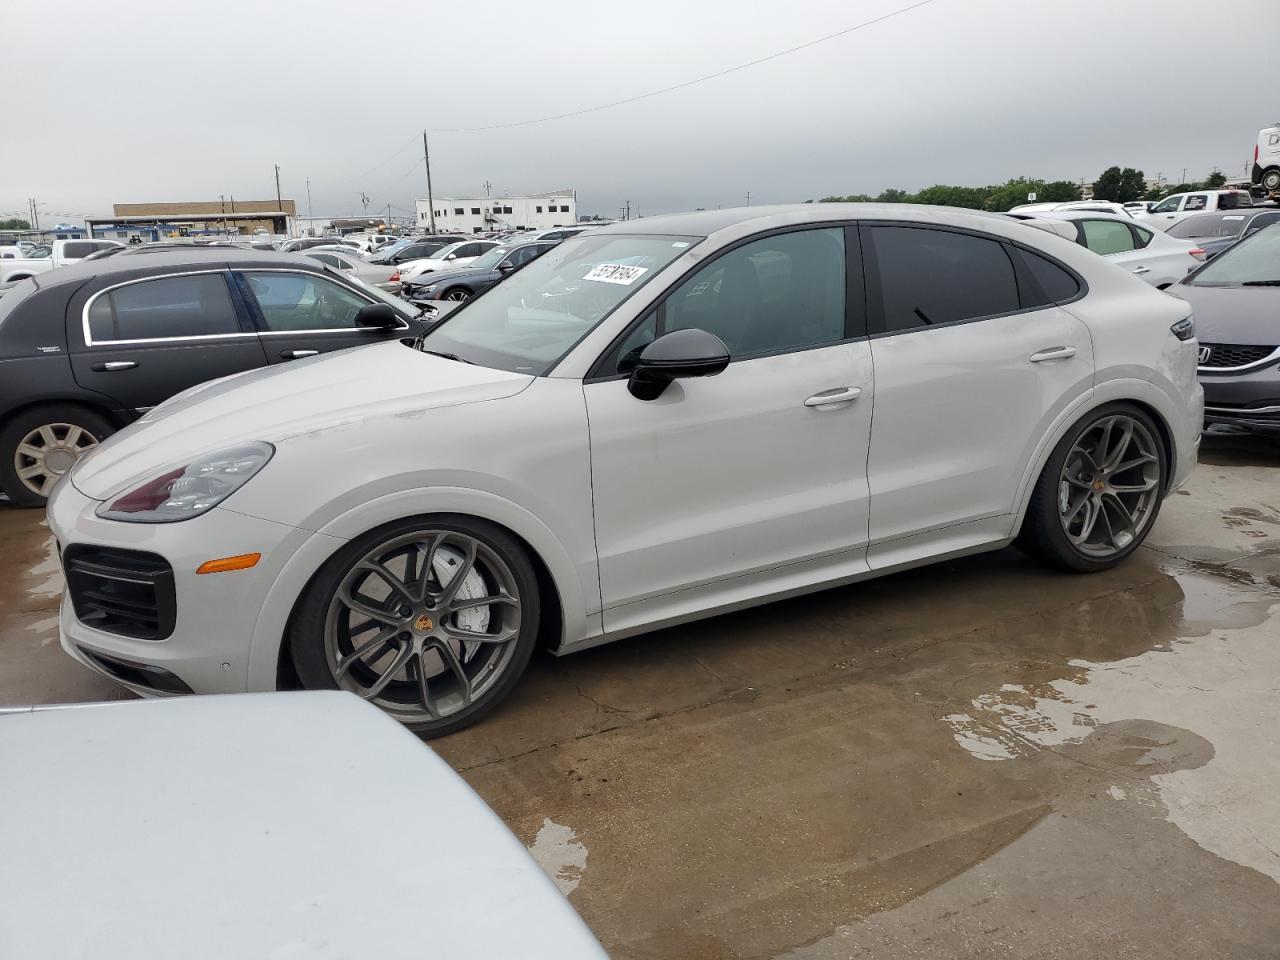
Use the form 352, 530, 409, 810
63, 545, 176, 641
1199, 343, 1276, 368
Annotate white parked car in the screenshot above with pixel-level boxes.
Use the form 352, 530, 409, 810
0, 691, 607, 959
396, 239, 500, 283
304, 248, 405, 292
1027, 210, 1205, 288
1136, 189, 1255, 231
1009, 200, 1136, 218
49, 205, 1202, 736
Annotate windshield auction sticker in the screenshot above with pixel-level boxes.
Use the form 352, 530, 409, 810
583, 263, 649, 285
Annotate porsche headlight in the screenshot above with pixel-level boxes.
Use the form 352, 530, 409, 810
96, 442, 274, 523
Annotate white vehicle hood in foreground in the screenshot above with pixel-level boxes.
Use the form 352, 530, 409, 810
0, 692, 607, 960
70, 341, 533, 500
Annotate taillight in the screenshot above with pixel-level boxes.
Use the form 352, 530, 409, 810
1189, 248, 1206, 261
389, 271, 400, 282
1256, 143, 1261, 163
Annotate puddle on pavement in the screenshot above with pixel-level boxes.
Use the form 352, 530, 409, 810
527, 817, 588, 895
943, 563, 1280, 883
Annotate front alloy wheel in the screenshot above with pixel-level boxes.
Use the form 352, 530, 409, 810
443, 288, 470, 302
291, 517, 540, 736
14, 423, 100, 499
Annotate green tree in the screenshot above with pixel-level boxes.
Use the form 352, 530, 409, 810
1118, 168, 1146, 202
0, 218, 32, 230
913, 184, 986, 209
1092, 167, 1124, 201
982, 178, 1047, 212
1041, 181, 1082, 202
876, 188, 911, 203
1204, 170, 1226, 188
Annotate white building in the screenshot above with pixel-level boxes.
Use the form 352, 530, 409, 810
415, 190, 577, 234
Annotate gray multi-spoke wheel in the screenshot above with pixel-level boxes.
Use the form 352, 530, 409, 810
1017, 404, 1168, 572
0, 405, 114, 508
290, 516, 541, 736
443, 287, 470, 302
1057, 414, 1161, 558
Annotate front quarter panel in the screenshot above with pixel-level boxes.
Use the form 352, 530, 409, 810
228, 376, 601, 685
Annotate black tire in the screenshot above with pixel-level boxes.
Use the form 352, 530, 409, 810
1262, 168, 1280, 193
1015, 403, 1168, 573
442, 287, 471, 302
0, 404, 115, 508
289, 514, 541, 738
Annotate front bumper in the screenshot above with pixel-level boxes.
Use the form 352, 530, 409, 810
47, 478, 320, 697
1201, 362, 1280, 437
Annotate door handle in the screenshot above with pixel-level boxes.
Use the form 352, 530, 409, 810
1132, 266, 1151, 275
804, 386, 862, 407
91, 360, 137, 372
280, 349, 319, 359
1028, 346, 1077, 363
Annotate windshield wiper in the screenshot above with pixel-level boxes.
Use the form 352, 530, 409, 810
1241, 280, 1280, 286
423, 349, 474, 364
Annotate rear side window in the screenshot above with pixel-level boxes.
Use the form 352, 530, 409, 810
1131, 225, 1154, 249
1079, 219, 1136, 255
87, 273, 240, 342
1007, 246, 1081, 306
1168, 215, 1244, 239
868, 226, 1019, 333
1183, 195, 1208, 212
62, 242, 100, 259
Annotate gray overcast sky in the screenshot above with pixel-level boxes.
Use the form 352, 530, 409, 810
6, 0, 1278, 224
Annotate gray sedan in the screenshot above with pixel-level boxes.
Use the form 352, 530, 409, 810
304, 248, 402, 293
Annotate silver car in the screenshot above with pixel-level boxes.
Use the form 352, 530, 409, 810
304, 248, 403, 293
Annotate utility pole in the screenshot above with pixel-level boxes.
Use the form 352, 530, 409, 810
219, 194, 227, 234
624, 200, 631, 220
386, 203, 391, 230
360, 192, 370, 215
483, 180, 492, 197
306, 178, 313, 220
423, 130, 437, 234
274, 164, 283, 210
745, 191, 751, 206
1181, 167, 1187, 184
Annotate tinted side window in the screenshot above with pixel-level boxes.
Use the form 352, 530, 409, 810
1007, 246, 1081, 307
1152, 196, 1182, 213
88, 273, 240, 342
1131, 225, 1154, 248
243, 272, 371, 332
1080, 219, 1136, 255
1247, 213, 1280, 234
62, 242, 98, 259
868, 226, 1018, 333
664, 227, 846, 357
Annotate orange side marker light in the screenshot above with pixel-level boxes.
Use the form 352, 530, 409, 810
196, 552, 262, 575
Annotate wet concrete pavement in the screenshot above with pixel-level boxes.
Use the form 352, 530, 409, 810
3, 436, 1279, 958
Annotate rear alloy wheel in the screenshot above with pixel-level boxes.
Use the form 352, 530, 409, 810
1017, 404, 1167, 572
443, 288, 471, 302
0, 406, 113, 507
290, 517, 540, 736
1263, 169, 1280, 193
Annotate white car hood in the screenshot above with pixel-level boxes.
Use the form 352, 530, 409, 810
0, 692, 607, 960
71, 341, 533, 500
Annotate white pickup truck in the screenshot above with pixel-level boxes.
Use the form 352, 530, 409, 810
1135, 189, 1256, 232
0, 238, 123, 282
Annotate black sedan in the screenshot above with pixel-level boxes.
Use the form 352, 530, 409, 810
1166, 207, 1280, 260
400, 239, 558, 303
0, 249, 427, 506
1168, 224, 1280, 439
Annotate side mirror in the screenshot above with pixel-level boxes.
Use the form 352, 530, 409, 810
627, 328, 730, 401
445, 253, 457, 260
355, 302, 400, 329
496, 260, 515, 274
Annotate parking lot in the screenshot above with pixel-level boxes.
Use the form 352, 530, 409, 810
5, 433, 1278, 959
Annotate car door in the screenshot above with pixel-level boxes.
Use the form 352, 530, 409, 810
583, 225, 874, 624
1146, 194, 1184, 228
235, 268, 413, 363
860, 223, 1094, 565
69, 270, 269, 414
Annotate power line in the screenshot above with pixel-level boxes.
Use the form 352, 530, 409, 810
435, 0, 940, 133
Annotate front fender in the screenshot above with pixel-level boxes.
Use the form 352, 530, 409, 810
242, 485, 601, 691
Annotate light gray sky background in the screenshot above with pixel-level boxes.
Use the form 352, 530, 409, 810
6, 0, 1277, 224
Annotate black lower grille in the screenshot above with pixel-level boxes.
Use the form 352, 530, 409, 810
1199, 343, 1276, 368
63, 545, 176, 640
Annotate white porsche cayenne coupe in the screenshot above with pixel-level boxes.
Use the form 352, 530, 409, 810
48, 205, 1203, 736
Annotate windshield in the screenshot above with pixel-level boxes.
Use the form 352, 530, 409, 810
421, 233, 699, 374
1168, 214, 1246, 239
469, 245, 515, 271
430, 242, 465, 261
1185, 224, 1280, 286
